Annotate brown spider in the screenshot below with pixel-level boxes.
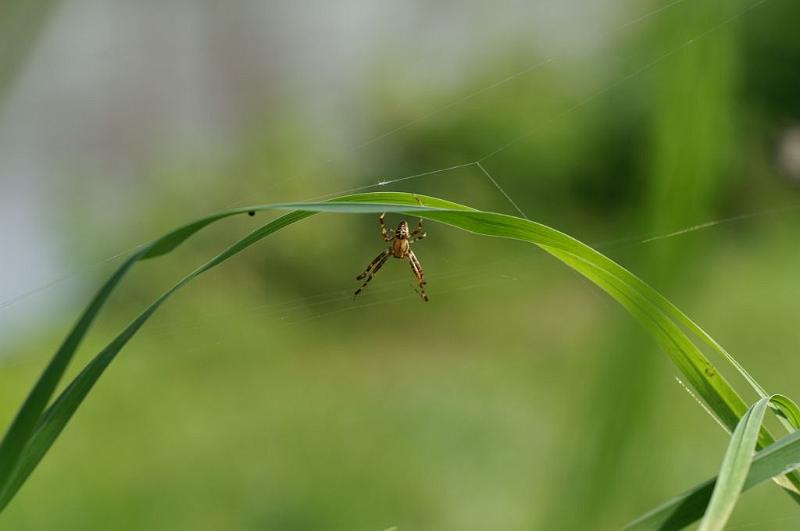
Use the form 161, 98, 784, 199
354, 212, 428, 301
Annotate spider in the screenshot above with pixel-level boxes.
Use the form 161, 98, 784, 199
354, 212, 429, 301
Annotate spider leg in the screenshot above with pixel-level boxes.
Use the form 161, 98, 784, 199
409, 227, 426, 243
354, 251, 391, 299
407, 250, 428, 302
356, 249, 390, 280
379, 213, 392, 242
409, 198, 426, 242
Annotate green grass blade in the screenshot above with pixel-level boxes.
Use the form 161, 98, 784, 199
0, 206, 306, 502
314, 194, 794, 426
624, 420, 800, 530
642, 292, 800, 434
698, 397, 772, 531
0, 201, 369, 506
281, 196, 798, 441
769, 394, 800, 431
0, 207, 263, 488
0, 250, 145, 494
1, 191, 795, 513
0, 211, 313, 510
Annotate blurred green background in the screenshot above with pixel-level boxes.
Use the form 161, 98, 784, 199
2, 0, 800, 529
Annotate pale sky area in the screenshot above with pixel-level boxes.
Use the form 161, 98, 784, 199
0, 0, 618, 352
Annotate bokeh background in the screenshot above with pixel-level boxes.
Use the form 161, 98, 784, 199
2, 0, 800, 529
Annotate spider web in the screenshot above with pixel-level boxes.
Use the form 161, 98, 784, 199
0, 0, 794, 339
4, 7, 800, 531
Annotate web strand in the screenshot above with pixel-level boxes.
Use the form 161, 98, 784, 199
225, 0, 698, 206
350, 58, 554, 151
309, 0, 769, 208
346, 0, 690, 153
594, 203, 800, 250
617, 0, 686, 30
0, 0, 778, 312
475, 161, 529, 219
477, 0, 769, 163
306, 163, 476, 202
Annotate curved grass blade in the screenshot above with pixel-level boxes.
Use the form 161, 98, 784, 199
0, 197, 444, 504
1, 192, 796, 511
640, 289, 800, 434
0, 207, 261, 497
624, 412, 800, 530
281, 197, 800, 440
698, 397, 773, 531
0, 250, 145, 495
0, 211, 315, 509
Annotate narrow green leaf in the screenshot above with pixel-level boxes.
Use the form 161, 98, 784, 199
1, 192, 795, 513
0, 250, 145, 494
0, 211, 313, 509
0, 206, 311, 502
624, 423, 800, 530
698, 397, 772, 531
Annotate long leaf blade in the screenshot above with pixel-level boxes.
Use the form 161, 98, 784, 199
624, 421, 800, 530
2, 192, 795, 513
698, 397, 772, 531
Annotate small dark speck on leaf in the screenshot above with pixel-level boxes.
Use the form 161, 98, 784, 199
248, 211, 255, 216
704, 367, 716, 378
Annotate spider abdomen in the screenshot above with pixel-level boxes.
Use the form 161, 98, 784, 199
392, 238, 410, 257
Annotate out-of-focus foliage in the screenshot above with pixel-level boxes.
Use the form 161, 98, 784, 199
1, 0, 800, 529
